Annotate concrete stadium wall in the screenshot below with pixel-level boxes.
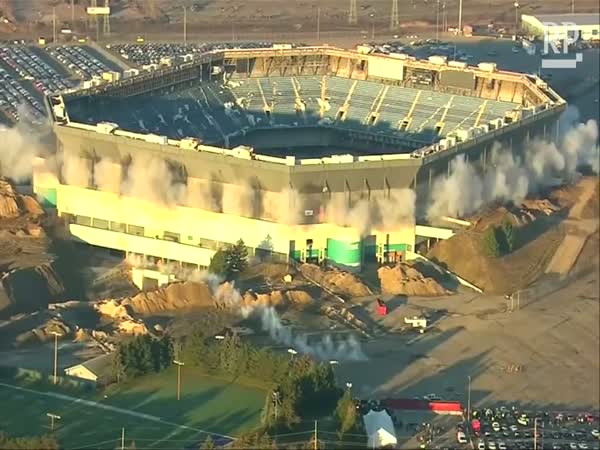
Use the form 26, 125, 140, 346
45, 183, 416, 270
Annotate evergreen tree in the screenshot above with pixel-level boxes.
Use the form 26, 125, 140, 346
501, 218, 515, 253
335, 389, 358, 438
209, 250, 227, 276
224, 239, 249, 277
181, 326, 207, 367
482, 226, 501, 257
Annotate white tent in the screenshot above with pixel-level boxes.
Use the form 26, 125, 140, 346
362, 409, 398, 449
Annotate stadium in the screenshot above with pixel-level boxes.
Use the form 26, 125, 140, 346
33, 45, 566, 279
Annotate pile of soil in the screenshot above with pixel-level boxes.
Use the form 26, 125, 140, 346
300, 264, 372, 298
0, 181, 20, 218
241, 289, 313, 309
378, 263, 450, 296
124, 281, 214, 315
428, 215, 564, 294
15, 316, 70, 346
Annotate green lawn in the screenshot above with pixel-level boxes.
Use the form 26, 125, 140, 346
0, 367, 266, 449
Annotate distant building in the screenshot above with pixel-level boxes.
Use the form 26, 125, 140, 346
64, 353, 113, 386
521, 13, 600, 41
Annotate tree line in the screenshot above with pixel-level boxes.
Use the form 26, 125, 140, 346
482, 219, 516, 258
0, 432, 59, 450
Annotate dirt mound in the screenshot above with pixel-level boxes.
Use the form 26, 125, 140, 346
0, 263, 65, 316
18, 195, 45, 217
0, 181, 20, 218
300, 264, 372, 298
241, 289, 313, 309
428, 219, 564, 294
15, 316, 71, 347
126, 281, 214, 315
378, 264, 450, 297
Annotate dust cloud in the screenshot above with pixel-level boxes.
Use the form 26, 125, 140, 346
427, 115, 599, 220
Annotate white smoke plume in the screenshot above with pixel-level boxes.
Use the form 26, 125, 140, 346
259, 306, 367, 361
62, 153, 91, 188
325, 188, 417, 236
427, 117, 600, 220
121, 156, 187, 207
0, 122, 45, 182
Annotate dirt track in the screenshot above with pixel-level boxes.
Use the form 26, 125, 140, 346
546, 178, 599, 276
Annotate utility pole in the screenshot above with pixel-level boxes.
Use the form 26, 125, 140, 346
173, 360, 184, 401
50, 331, 61, 385
183, 5, 187, 45
46, 413, 61, 432
514, 1, 520, 35
71, 0, 75, 28
120, 428, 125, 450
316, 6, 320, 42
458, 0, 463, 33
390, 0, 399, 30
349, 0, 357, 25
534, 418, 538, 450
467, 375, 472, 419
442, 1, 447, 33
52, 7, 57, 43
313, 420, 318, 450
435, 0, 440, 41
571, 0, 575, 13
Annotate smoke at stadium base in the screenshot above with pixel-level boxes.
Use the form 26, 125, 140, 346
325, 188, 417, 236
126, 254, 367, 362
259, 306, 368, 362
427, 117, 599, 220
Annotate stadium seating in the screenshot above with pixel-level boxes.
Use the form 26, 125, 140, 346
65, 76, 519, 146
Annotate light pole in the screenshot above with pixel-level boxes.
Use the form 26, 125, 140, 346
514, 1, 520, 35
50, 331, 61, 385
287, 348, 298, 359
46, 413, 61, 432
533, 417, 539, 450
369, 13, 375, 40
345, 381, 353, 396
214, 335, 225, 340
467, 375, 472, 419
173, 360, 184, 401
435, 0, 440, 42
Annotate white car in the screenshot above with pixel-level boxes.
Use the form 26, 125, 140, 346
488, 442, 497, 450
509, 425, 518, 432
457, 431, 467, 444
477, 441, 486, 450
569, 443, 578, 450
492, 422, 500, 432
498, 442, 507, 450
592, 429, 599, 438
578, 444, 588, 450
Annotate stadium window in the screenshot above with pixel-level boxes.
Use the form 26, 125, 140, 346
400, 120, 410, 131
163, 231, 180, 243
92, 218, 109, 230
336, 109, 346, 121
126, 224, 145, 236
199, 238, 217, 250
110, 221, 126, 233
368, 114, 377, 126
434, 124, 443, 135
61, 212, 74, 223
75, 215, 91, 227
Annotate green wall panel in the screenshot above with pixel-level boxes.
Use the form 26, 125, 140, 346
327, 238, 361, 266
36, 187, 57, 207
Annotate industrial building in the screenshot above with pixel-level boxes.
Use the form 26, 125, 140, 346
35, 46, 565, 276
521, 13, 600, 41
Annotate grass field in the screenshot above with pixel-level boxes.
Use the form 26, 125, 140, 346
0, 367, 266, 449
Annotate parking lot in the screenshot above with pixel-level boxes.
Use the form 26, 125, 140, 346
45, 45, 115, 80
468, 407, 600, 450
106, 41, 273, 66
